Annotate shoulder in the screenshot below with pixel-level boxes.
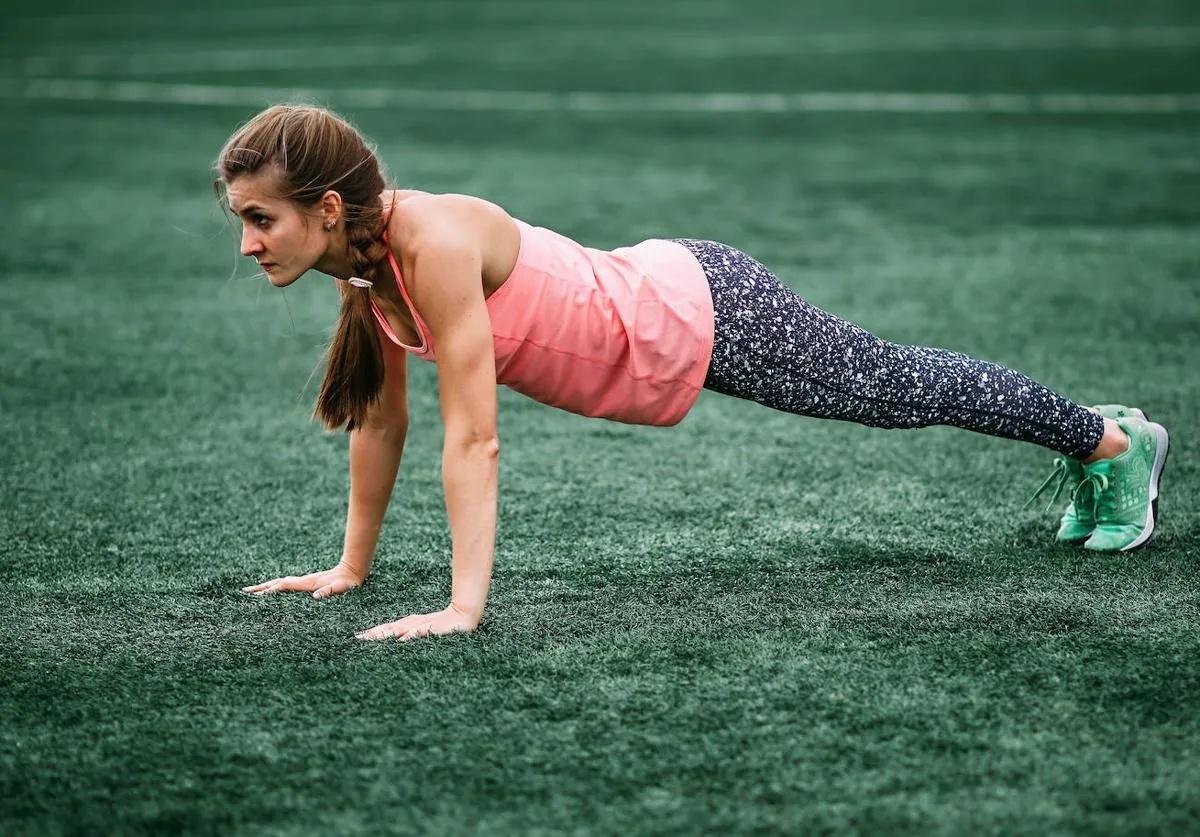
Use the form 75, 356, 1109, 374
384, 192, 512, 257
382, 193, 521, 301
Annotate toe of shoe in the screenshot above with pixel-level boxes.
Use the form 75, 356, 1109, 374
1055, 524, 1092, 543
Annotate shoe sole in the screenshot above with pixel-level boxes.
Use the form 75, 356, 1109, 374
1118, 420, 1170, 552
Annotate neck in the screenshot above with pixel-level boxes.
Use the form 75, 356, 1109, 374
312, 228, 354, 279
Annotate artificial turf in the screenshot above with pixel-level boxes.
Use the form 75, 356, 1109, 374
2, 1, 1198, 834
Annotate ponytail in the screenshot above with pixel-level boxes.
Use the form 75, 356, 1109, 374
314, 198, 393, 432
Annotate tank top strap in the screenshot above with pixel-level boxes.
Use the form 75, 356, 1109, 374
369, 228, 430, 354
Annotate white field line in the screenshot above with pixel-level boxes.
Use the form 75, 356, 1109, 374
5, 78, 1200, 114
10, 1, 735, 28
20, 27, 1200, 76
23, 46, 436, 77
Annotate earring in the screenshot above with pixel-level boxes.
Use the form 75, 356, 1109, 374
324, 222, 333, 231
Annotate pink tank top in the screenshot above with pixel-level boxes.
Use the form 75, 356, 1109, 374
369, 218, 714, 427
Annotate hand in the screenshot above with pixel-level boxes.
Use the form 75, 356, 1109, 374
355, 604, 479, 642
241, 562, 364, 600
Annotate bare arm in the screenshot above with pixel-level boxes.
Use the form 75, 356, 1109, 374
353, 197, 501, 642
441, 427, 499, 623
340, 300, 411, 580
420, 229, 499, 624
341, 418, 407, 579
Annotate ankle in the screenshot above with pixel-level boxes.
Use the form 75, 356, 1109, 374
1081, 418, 1130, 465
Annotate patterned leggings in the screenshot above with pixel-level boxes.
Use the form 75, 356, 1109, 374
674, 239, 1104, 460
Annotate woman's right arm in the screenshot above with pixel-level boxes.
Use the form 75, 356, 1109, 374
338, 339, 410, 579
243, 343, 409, 598
339, 413, 407, 579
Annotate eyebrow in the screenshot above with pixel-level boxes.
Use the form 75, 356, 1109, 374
230, 202, 268, 217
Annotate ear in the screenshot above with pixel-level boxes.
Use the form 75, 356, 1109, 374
320, 190, 345, 228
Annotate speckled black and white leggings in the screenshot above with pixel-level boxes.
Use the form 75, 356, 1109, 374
674, 239, 1104, 459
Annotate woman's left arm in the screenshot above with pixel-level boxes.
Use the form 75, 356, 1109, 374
356, 201, 500, 643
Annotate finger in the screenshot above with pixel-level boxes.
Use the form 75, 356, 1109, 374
241, 579, 282, 593
400, 622, 432, 642
356, 614, 425, 640
313, 579, 350, 599
243, 575, 300, 594
357, 629, 396, 641
381, 617, 415, 633
355, 622, 398, 641
273, 576, 304, 592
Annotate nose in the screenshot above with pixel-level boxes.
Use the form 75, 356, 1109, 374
240, 225, 264, 258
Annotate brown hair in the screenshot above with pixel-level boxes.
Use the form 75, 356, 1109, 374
215, 104, 398, 432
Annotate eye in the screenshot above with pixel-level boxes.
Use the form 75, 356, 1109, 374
253, 214, 271, 228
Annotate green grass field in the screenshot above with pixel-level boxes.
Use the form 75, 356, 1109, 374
2, 1, 1199, 834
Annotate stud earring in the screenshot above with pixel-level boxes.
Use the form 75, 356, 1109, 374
324, 222, 333, 231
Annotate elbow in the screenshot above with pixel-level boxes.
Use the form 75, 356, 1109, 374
447, 433, 499, 459
359, 413, 409, 443
472, 436, 501, 460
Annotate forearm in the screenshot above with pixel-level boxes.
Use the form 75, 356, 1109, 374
442, 438, 499, 622
341, 423, 407, 578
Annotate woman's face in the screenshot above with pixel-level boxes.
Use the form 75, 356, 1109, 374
225, 171, 328, 288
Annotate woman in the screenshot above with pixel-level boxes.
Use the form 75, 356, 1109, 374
219, 105, 1170, 642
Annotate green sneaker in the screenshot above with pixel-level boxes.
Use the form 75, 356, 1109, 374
1078, 415, 1170, 552
1024, 405, 1146, 543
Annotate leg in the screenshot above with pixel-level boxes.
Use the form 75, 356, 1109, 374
675, 238, 1105, 459
675, 239, 1170, 552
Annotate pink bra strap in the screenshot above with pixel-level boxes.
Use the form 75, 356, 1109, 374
375, 228, 429, 353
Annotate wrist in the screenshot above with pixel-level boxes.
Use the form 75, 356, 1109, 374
336, 558, 369, 582
449, 601, 483, 628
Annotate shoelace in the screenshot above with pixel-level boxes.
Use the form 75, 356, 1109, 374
1073, 471, 1113, 523
1024, 457, 1075, 513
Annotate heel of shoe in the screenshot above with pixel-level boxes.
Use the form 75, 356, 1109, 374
1116, 421, 1169, 553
